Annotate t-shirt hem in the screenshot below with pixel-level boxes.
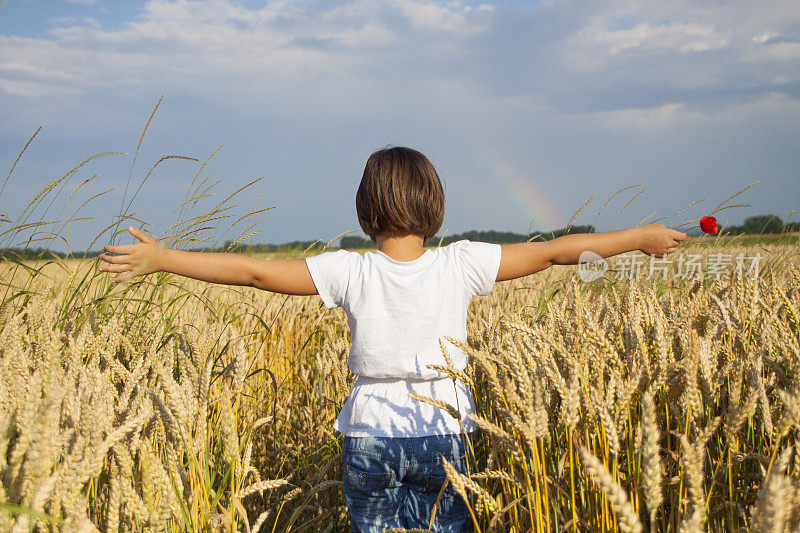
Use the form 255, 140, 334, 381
334, 423, 477, 438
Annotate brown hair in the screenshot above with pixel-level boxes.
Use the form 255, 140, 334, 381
356, 146, 445, 244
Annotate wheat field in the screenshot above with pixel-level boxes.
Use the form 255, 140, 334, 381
3, 117, 800, 531
0, 238, 799, 532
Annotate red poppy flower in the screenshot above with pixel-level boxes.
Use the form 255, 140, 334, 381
700, 215, 718, 234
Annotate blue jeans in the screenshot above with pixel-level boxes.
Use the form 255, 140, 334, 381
342, 434, 474, 533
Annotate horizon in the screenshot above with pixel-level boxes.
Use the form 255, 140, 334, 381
2, 218, 796, 257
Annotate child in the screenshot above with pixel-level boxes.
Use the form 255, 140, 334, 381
98, 146, 686, 532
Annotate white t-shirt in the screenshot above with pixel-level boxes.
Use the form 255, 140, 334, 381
304, 239, 502, 437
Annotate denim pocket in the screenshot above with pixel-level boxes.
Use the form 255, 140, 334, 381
345, 463, 395, 492
343, 455, 400, 522
422, 472, 449, 494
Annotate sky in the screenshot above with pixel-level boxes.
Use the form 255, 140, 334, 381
1, 0, 798, 252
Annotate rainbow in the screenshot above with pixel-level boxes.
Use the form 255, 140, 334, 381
474, 147, 563, 232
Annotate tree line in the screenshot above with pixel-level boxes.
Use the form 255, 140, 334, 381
0, 214, 796, 260
720, 214, 798, 235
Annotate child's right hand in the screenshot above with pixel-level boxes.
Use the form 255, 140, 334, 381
98, 226, 165, 283
637, 223, 687, 257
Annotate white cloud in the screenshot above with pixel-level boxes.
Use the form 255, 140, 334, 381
753, 31, 779, 44
590, 102, 688, 129
0, 0, 508, 145
591, 22, 730, 55
392, 0, 489, 34
0, 78, 80, 97
0, 0, 797, 125
758, 41, 800, 60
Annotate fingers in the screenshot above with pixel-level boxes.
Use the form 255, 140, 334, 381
663, 226, 686, 240
99, 263, 131, 273
98, 253, 126, 264
102, 227, 155, 253
102, 244, 135, 254
128, 226, 155, 243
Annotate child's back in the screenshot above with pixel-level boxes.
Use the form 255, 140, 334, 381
307, 233, 499, 532
306, 238, 500, 437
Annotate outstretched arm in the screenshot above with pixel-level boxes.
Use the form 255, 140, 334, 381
496, 223, 687, 282
98, 226, 318, 295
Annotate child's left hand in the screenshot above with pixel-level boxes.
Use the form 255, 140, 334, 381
98, 226, 165, 283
